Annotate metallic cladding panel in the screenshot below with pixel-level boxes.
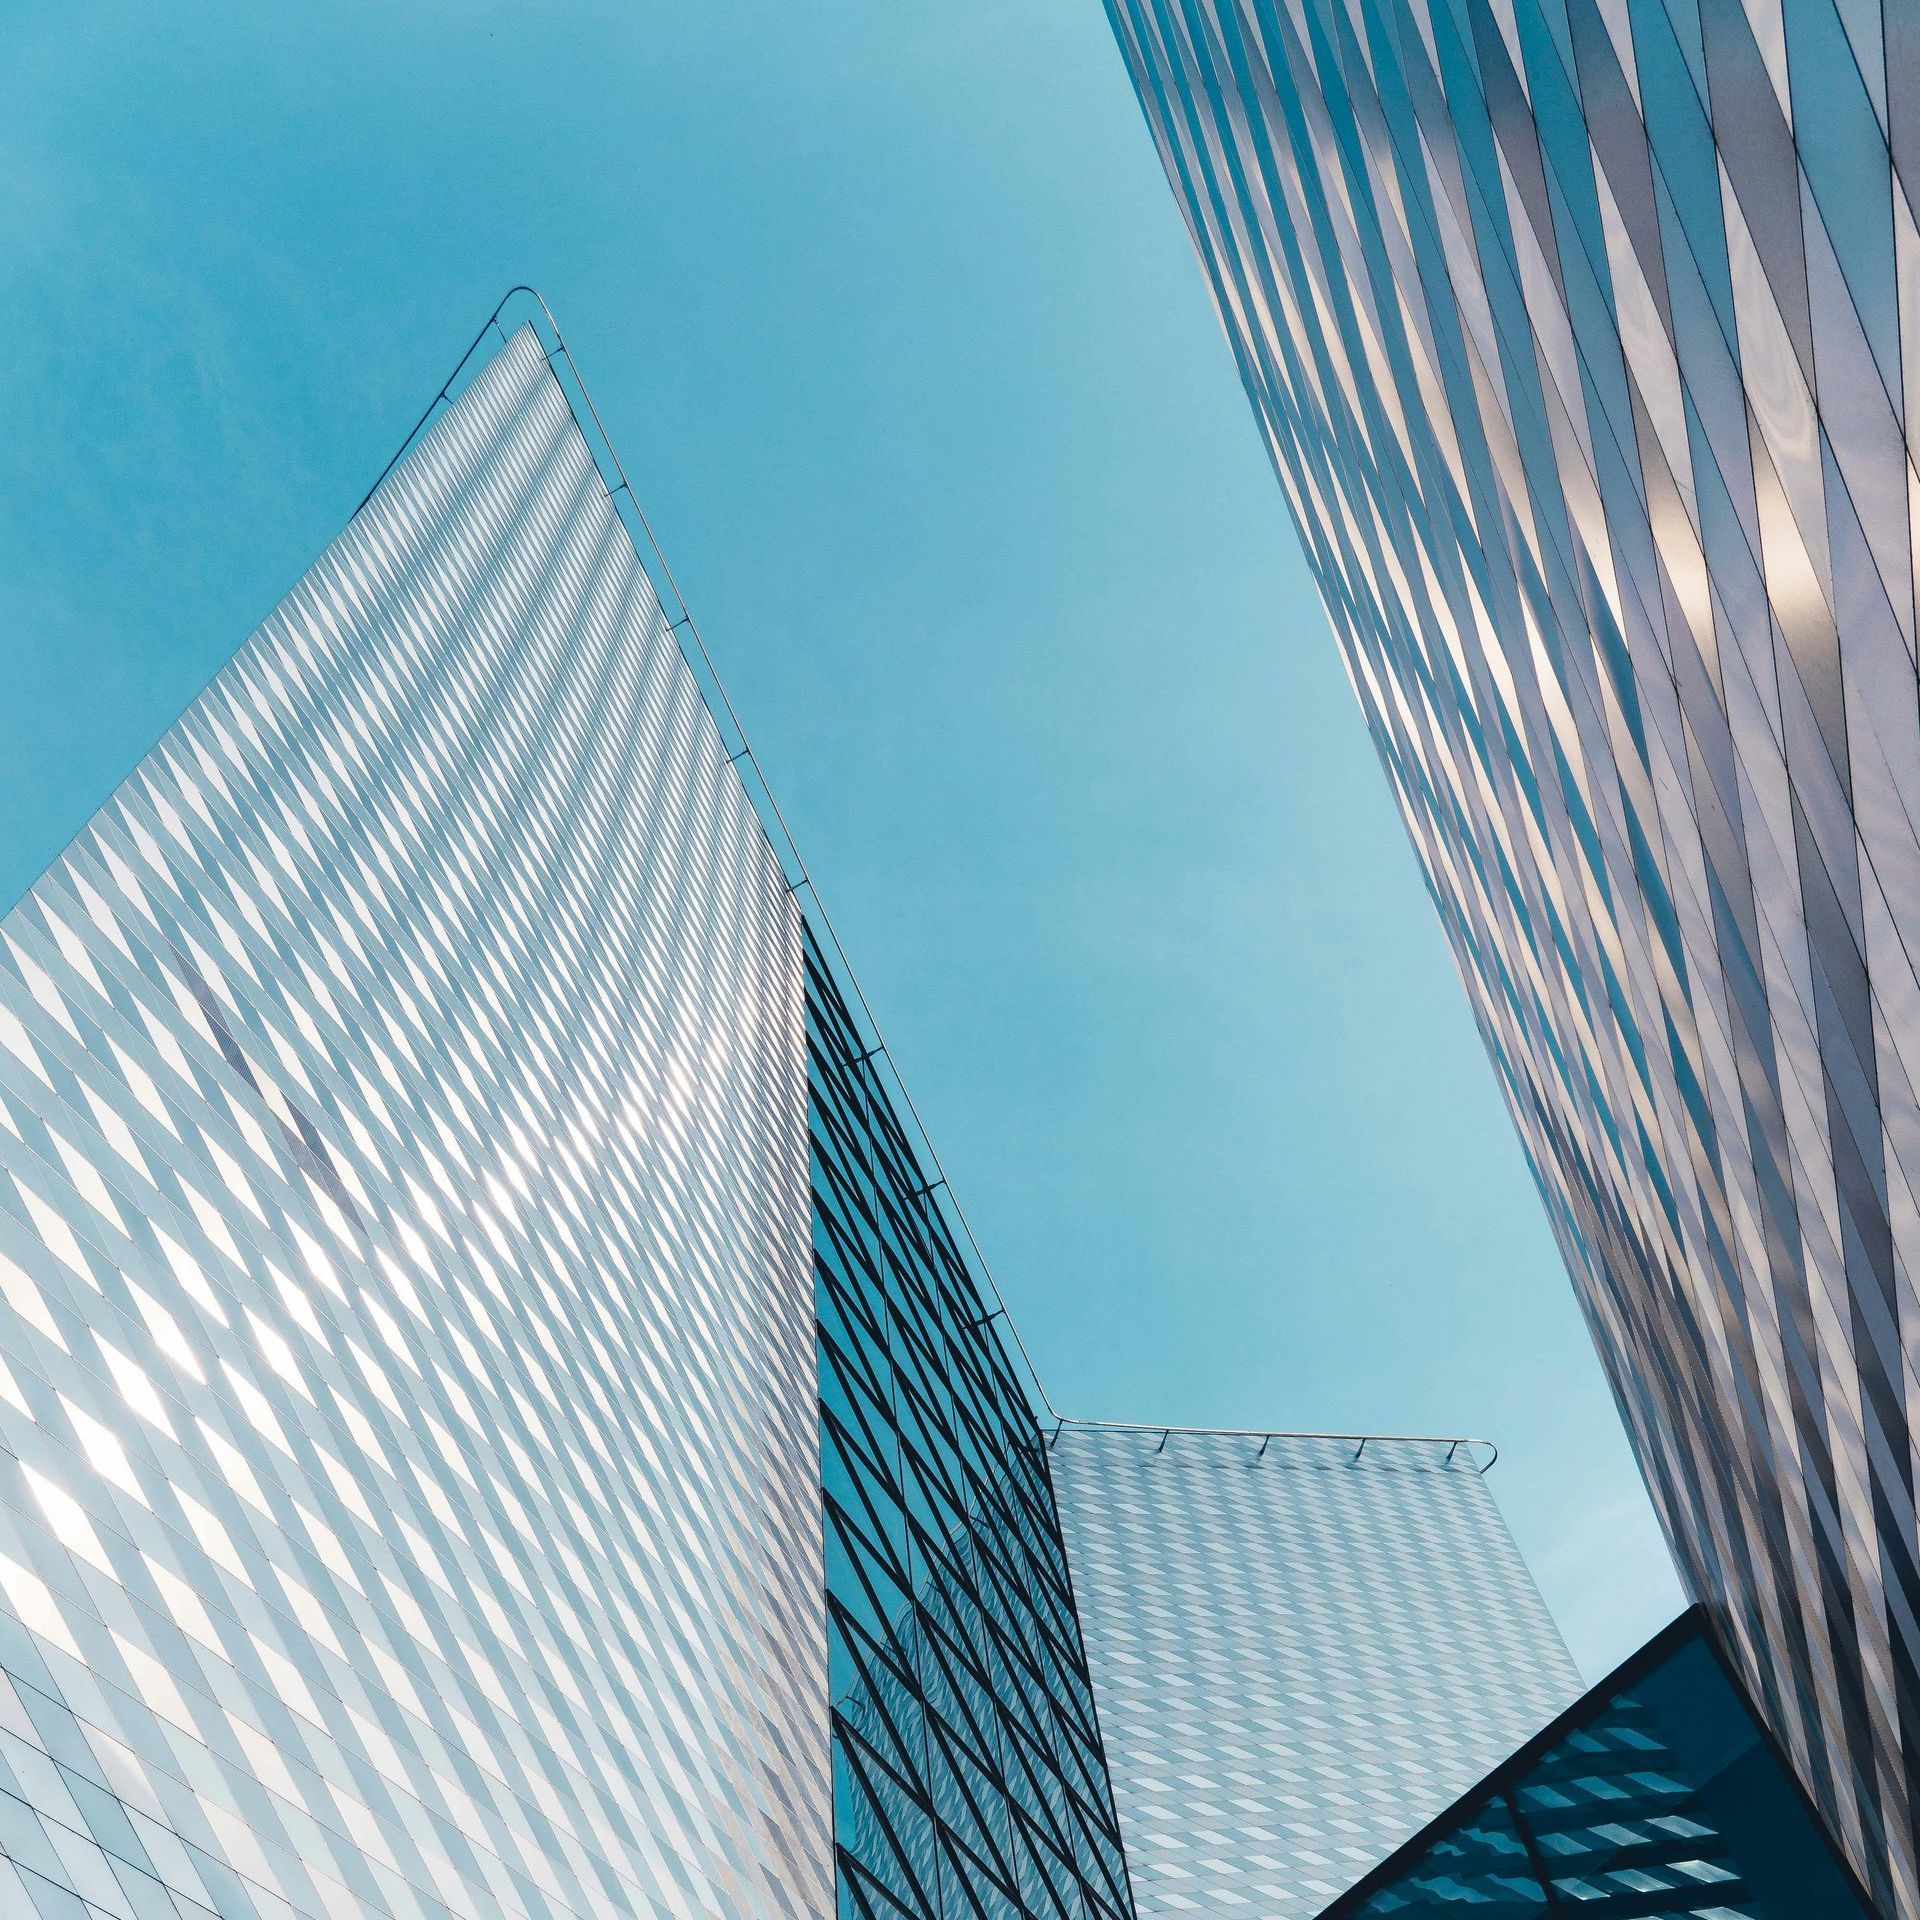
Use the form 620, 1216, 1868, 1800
1050, 1429, 1578, 1918
0, 327, 831, 1918
1104, 0, 1920, 1909
806, 929, 1136, 1920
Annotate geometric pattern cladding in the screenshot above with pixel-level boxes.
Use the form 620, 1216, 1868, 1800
1321, 1609, 1876, 1919
0, 324, 833, 1919
1104, 0, 1920, 1910
1050, 1426, 1579, 1918
809, 932, 1136, 1920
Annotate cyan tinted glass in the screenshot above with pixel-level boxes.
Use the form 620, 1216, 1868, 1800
807, 929, 1135, 1920
0, 327, 832, 1919
1050, 1426, 1577, 1918
1328, 1617, 1873, 1919
1105, 0, 1920, 1909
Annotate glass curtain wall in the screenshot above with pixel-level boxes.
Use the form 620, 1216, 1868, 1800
806, 925, 1134, 1920
1322, 1613, 1876, 1919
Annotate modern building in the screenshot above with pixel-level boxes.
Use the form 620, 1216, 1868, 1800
1320, 1609, 1876, 1919
0, 290, 1596, 1920
1050, 1423, 1579, 1919
1105, 1, 1920, 1911
0, 299, 1133, 1920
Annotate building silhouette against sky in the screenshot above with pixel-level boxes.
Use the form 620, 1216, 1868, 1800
1105, 0, 1920, 1911
0, 294, 1610, 1920
7, 269, 1905, 1918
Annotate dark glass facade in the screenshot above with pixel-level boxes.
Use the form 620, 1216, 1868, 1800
1321, 1611, 1874, 1919
1105, 0, 1920, 1910
806, 925, 1135, 1920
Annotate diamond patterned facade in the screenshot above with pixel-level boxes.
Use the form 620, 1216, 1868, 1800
1049, 1426, 1578, 1918
809, 932, 1135, 1920
1105, 0, 1920, 1908
0, 304, 1150, 1920
1323, 1610, 1875, 1919
0, 326, 832, 1920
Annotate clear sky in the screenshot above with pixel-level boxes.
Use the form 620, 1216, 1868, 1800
3, 1, 1681, 1674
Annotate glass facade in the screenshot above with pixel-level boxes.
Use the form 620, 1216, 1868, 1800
1105, 0, 1920, 1910
1050, 1425, 1578, 1919
1322, 1611, 1875, 1919
808, 930, 1135, 1920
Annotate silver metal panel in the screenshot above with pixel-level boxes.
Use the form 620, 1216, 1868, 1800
1104, 0, 1920, 1908
1050, 1428, 1577, 1919
0, 326, 830, 1920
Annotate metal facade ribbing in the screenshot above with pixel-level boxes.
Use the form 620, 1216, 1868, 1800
1050, 1428, 1577, 1917
1108, 0, 1920, 1907
0, 327, 830, 1920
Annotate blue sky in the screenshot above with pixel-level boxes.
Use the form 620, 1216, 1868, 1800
2, 1, 1680, 1673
